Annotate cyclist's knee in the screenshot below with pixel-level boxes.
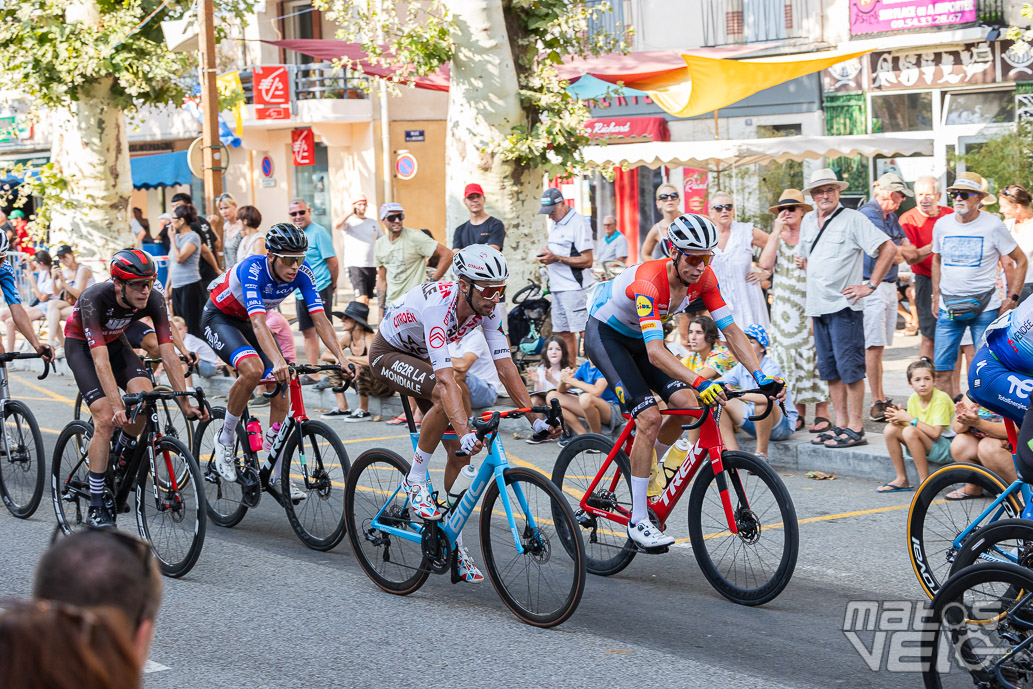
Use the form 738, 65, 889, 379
635, 407, 661, 437
236, 357, 263, 384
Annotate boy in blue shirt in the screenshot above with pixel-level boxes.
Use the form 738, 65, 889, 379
549, 359, 624, 444
717, 324, 798, 461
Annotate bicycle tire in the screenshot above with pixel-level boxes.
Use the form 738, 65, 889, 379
550, 433, 636, 576
72, 391, 87, 421
907, 463, 1022, 599
50, 421, 94, 534
949, 518, 1033, 577
922, 561, 1033, 688
193, 407, 248, 528
687, 450, 799, 606
152, 385, 196, 455
136, 436, 206, 578
280, 419, 350, 551
345, 449, 430, 595
480, 467, 587, 627
0, 400, 45, 518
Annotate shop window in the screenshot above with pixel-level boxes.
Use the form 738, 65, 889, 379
293, 142, 331, 231
944, 90, 1015, 126
870, 92, 933, 133
282, 1, 316, 65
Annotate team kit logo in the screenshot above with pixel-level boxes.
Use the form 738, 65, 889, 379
636, 294, 654, 318
429, 327, 446, 349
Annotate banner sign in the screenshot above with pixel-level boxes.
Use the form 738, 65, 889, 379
291, 128, 315, 167
682, 169, 709, 215
253, 66, 290, 106
849, 0, 977, 36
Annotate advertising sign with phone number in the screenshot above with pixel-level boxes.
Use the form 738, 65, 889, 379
849, 0, 976, 36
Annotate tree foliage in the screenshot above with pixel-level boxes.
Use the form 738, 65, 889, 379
1006, 3, 1033, 50
955, 120, 1033, 202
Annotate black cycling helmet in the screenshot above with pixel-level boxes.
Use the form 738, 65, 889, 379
266, 222, 308, 254
110, 249, 157, 281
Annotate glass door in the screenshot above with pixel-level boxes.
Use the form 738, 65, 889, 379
293, 142, 331, 230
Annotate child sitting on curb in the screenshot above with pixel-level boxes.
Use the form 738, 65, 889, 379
877, 359, 956, 493
946, 399, 1013, 500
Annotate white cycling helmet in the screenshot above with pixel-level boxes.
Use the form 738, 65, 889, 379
453, 244, 509, 282
668, 213, 718, 252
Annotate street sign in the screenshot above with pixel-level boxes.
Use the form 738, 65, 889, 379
292, 128, 315, 167
261, 178, 276, 187
395, 152, 418, 181
187, 136, 229, 177
404, 129, 425, 142
253, 66, 290, 106
256, 107, 290, 120
261, 156, 274, 177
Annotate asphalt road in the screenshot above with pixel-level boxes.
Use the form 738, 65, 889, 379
0, 370, 931, 688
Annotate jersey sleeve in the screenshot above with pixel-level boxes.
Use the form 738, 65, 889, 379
0, 265, 20, 306
700, 269, 734, 330
625, 276, 664, 343
240, 259, 267, 316
79, 291, 106, 349
146, 289, 174, 346
481, 306, 511, 360
293, 265, 325, 314
423, 304, 452, 370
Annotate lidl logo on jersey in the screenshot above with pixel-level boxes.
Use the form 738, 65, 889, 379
636, 295, 654, 318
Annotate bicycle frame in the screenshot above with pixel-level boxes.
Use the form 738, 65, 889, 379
241, 373, 319, 492
111, 400, 180, 512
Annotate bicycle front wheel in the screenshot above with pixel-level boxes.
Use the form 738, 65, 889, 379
193, 407, 248, 528
136, 436, 206, 578
72, 392, 87, 421
480, 467, 586, 627
908, 463, 1022, 599
153, 385, 195, 455
345, 449, 429, 595
0, 400, 45, 518
949, 518, 1033, 577
922, 562, 1033, 689
280, 420, 350, 551
50, 421, 94, 534
687, 451, 799, 606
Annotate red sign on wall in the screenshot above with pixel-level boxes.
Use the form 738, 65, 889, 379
291, 128, 315, 167
253, 66, 290, 106
256, 107, 290, 120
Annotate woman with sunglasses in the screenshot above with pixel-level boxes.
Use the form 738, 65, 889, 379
641, 183, 683, 260
708, 191, 771, 330
587, 213, 784, 549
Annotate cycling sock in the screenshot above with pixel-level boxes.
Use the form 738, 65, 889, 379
406, 447, 433, 484
219, 411, 241, 446
88, 471, 106, 508
630, 475, 649, 525
456, 532, 464, 549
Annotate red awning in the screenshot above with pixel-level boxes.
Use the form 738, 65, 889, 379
584, 116, 669, 142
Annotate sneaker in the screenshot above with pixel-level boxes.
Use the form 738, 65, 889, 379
52, 345, 65, 360
211, 440, 238, 482
401, 479, 442, 521
558, 434, 577, 449
313, 378, 333, 391
755, 452, 769, 463
321, 408, 352, 419
869, 400, 888, 423
345, 409, 373, 422
86, 504, 115, 529
525, 431, 554, 444
300, 375, 319, 386
456, 546, 485, 583
288, 481, 307, 502
627, 519, 675, 549
250, 394, 270, 408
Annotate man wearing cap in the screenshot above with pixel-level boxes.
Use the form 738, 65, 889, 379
858, 173, 910, 421
537, 187, 595, 357
595, 215, 628, 266
931, 171, 1027, 399
796, 168, 896, 449
452, 183, 505, 251
335, 194, 380, 306
374, 201, 452, 310
900, 177, 952, 363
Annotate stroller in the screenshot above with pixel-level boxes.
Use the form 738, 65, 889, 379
507, 280, 551, 376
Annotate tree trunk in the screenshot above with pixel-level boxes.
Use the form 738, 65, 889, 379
444, 0, 543, 287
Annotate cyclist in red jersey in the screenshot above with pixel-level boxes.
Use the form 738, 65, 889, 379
587, 213, 785, 549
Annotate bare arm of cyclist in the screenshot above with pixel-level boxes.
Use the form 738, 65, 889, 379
310, 311, 353, 380
434, 365, 478, 445
248, 311, 290, 384
643, 338, 721, 401
158, 339, 207, 421
8, 304, 48, 358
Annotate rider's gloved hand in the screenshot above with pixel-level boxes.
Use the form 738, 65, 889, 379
752, 369, 785, 397
529, 418, 553, 442
695, 379, 725, 406
460, 432, 480, 455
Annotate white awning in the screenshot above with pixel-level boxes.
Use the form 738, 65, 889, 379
582, 133, 934, 170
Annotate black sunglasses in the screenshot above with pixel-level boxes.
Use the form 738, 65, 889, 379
385, 213, 404, 222
779, 205, 801, 213
713, 204, 734, 212
288, 210, 308, 217
949, 190, 977, 200
658, 193, 680, 201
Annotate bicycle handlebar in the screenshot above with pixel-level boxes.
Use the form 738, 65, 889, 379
0, 350, 51, 380
463, 398, 564, 454
679, 387, 786, 430
144, 354, 198, 378
262, 363, 355, 398
122, 387, 210, 424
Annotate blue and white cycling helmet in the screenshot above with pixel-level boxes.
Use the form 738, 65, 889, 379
744, 323, 769, 348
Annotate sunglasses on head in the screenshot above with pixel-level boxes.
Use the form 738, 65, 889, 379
271, 253, 306, 267
288, 210, 308, 217
470, 282, 506, 300
658, 193, 680, 201
385, 213, 404, 222
713, 203, 734, 212
950, 190, 976, 200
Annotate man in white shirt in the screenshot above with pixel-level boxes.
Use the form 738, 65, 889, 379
536, 187, 594, 358
931, 171, 1028, 399
335, 194, 380, 306
448, 329, 503, 409
595, 215, 628, 266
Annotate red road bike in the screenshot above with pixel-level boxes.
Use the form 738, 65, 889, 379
551, 388, 799, 605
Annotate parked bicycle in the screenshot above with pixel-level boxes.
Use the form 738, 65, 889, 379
552, 388, 799, 606
0, 351, 50, 518
345, 398, 586, 627
193, 363, 351, 551
51, 387, 209, 577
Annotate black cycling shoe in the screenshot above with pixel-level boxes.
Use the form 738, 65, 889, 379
86, 504, 115, 529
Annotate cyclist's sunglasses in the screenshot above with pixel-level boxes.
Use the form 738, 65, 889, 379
471, 282, 506, 300
271, 253, 306, 267
657, 192, 679, 201
712, 203, 734, 212
385, 213, 404, 222
950, 190, 977, 200
674, 247, 714, 267
126, 277, 155, 292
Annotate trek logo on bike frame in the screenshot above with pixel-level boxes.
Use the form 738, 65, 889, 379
655, 440, 706, 507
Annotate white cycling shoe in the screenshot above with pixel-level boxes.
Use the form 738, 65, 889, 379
402, 479, 442, 521
627, 520, 675, 549
456, 546, 484, 583
212, 440, 238, 482
289, 481, 307, 502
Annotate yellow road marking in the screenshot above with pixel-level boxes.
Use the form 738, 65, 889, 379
9, 375, 77, 406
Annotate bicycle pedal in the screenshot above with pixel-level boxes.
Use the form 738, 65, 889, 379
638, 544, 670, 555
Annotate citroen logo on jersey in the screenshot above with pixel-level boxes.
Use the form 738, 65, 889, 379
636, 295, 654, 318
429, 327, 446, 349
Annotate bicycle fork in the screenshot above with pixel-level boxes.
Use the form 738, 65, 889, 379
708, 450, 741, 536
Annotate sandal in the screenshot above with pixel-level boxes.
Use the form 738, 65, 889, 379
946, 489, 983, 501
811, 426, 842, 445
795, 417, 805, 432
385, 414, 408, 426
876, 481, 912, 493
824, 428, 867, 448
808, 417, 832, 434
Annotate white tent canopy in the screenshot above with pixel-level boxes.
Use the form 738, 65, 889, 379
582, 133, 934, 170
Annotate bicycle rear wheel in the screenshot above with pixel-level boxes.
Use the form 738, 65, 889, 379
908, 463, 1022, 599
73, 392, 88, 421
50, 421, 94, 534
280, 420, 350, 551
949, 518, 1033, 577
922, 562, 1033, 688
480, 467, 586, 627
687, 450, 798, 606
550, 433, 635, 576
0, 400, 45, 518
345, 449, 429, 595
136, 436, 206, 578
193, 407, 248, 528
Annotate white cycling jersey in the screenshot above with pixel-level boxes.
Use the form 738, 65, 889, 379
379, 280, 511, 370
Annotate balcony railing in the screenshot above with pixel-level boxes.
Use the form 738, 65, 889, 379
238, 63, 369, 105
702, 0, 822, 47
978, 0, 1005, 26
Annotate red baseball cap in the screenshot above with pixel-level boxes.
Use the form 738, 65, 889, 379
464, 183, 485, 199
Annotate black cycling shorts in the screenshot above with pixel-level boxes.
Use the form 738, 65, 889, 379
201, 303, 275, 375
123, 320, 155, 350
67, 336, 150, 407
585, 318, 689, 417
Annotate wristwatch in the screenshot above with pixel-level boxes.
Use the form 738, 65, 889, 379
1011, 293, 1021, 303
864, 280, 876, 291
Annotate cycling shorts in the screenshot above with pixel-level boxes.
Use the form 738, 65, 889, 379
969, 344, 1032, 424
584, 318, 688, 417
200, 303, 274, 376
67, 336, 150, 407
368, 332, 435, 414
123, 321, 155, 350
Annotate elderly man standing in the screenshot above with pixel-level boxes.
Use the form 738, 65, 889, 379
288, 196, 339, 387
900, 176, 953, 363
537, 187, 595, 358
452, 183, 506, 251
374, 201, 452, 309
796, 168, 896, 449
595, 214, 628, 266
931, 171, 1027, 399
859, 173, 910, 421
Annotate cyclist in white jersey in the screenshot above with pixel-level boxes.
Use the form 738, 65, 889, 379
369, 245, 562, 582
